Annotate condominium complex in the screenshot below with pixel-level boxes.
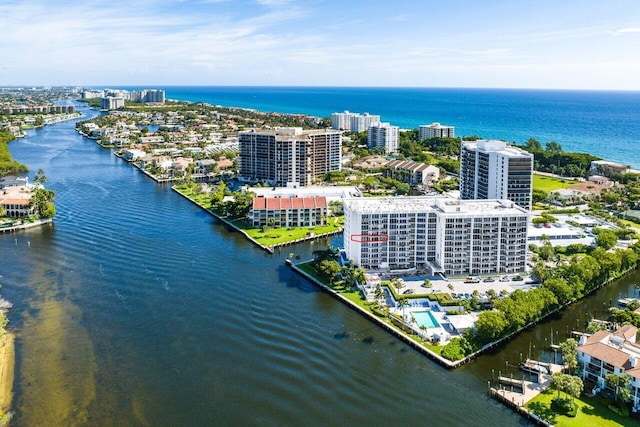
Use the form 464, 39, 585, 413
250, 196, 328, 227
238, 127, 341, 187
330, 110, 381, 132
384, 159, 440, 186
343, 196, 529, 277
460, 140, 534, 210
368, 122, 399, 154
419, 122, 455, 140
100, 97, 125, 110
577, 325, 640, 410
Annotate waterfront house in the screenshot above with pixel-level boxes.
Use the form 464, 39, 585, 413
577, 325, 640, 410
0, 186, 35, 217
121, 149, 147, 162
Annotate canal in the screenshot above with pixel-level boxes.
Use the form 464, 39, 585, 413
1, 103, 637, 426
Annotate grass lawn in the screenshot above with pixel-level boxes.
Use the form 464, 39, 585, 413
238, 218, 344, 247
173, 185, 213, 209
533, 174, 578, 193
617, 218, 640, 231
526, 389, 637, 426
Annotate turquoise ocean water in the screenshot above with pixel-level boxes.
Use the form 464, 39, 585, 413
142, 86, 640, 168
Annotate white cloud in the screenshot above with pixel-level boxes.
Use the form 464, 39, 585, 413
613, 27, 640, 36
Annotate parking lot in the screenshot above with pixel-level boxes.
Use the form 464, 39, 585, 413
397, 275, 537, 299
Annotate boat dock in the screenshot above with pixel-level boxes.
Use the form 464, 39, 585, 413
489, 359, 563, 426
519, 359, 557, 375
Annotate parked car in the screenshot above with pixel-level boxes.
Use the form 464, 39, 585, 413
512, 275, 523, 281
402, 289, 414, 295
483, 277, 495, 283
499, 276, 510, 282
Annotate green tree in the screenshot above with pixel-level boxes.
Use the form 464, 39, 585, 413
473, 310, 507, 344
595, 229, 618, 250
565, 375, 583, 406
559, 338, 578, 374
545, 141, 563, 154
441, 337, 466, 361
543, 278, 573, 305
29, 187, 56, 218
525, 138, 542, 151
317, 259, 341, 284
33, 168, 47, 186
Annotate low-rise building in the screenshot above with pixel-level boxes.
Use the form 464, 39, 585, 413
250, 196, 328, 228
0, 186, 34, 217
591, 160, 630, 177
121, 149, 147, 162
419, 122, 455, 140
577, 325, 640, 410
384, 159, 440, 186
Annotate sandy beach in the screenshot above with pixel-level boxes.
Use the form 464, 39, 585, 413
0, 332, 15, 412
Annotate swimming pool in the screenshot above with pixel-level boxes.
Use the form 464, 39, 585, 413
412, 310, 440, 329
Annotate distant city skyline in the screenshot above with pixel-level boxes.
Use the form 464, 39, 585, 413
2, 0, 640, 90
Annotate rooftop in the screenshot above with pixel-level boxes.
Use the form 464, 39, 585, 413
343, 196, 528, 216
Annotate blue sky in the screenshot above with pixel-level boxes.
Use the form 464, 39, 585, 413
1, 0, 640, 89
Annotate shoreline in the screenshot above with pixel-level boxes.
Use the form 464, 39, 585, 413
0, 218, 53, 234
288, 259, 638, 370
0, 332, 15, 412
171, 185, 343, 253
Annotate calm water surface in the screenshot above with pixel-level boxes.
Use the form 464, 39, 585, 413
1, 103, 638, 426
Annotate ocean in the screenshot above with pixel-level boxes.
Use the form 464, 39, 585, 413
142, 86, 640, 169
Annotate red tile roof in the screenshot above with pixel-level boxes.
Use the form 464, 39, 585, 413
252, 196, 327, 211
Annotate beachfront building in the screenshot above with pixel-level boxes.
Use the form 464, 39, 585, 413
238, 127, 341, 187
250, 196, 328, 228
590, 160, 630, 177
330, 111, 381, 132
577, 325, 640, 410
460, 140, 534, 210
331, 110, 354, 131
368, 122, 399, 154
419, 122, 455, 140
343, 196, 529, 277
351, 113, 381, 133
384, 159, 440, 186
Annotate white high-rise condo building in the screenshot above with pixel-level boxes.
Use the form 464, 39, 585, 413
368, 122, 399, 154
331, 111, 353, 131
350, 113, 381, 133
238, 127, 342, 187
331, 111, 381, 132
460, 140, 534, 210
419, 122, 455, 140
343, 196, 529, 277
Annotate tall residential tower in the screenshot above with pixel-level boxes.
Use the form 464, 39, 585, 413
238, 127, 342, 187
459, 140, 533, 210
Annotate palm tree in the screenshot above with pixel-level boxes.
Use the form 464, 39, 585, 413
397, 297, 408, 319
392, 277, 404, 294
374, 285, 384, 307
